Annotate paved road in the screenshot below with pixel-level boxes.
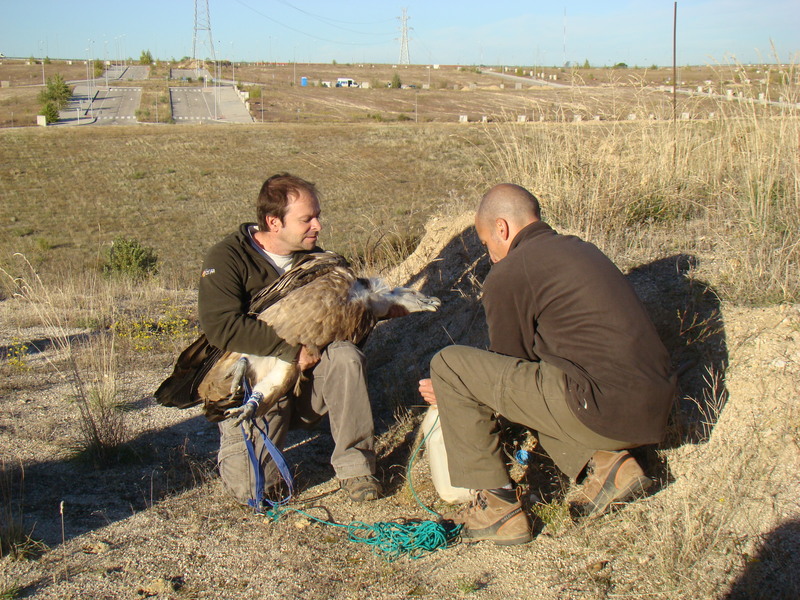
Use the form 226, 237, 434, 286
170, 85, 252, 123
170, 68, 212, 81
57, 84, 140, 125
101, 65, 150, 81
482, 70, 569, 88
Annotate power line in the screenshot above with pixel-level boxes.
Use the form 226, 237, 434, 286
232, 0, 394, 46
274, 0, 395, 28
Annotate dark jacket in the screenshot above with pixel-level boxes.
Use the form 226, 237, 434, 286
197, 223, 311, 361
482, 221, 675, 444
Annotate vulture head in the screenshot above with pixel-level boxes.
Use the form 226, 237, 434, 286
352, 278, 441, 318
196, 252, 441, 424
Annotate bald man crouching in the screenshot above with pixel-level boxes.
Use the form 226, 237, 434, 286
418, 183, 676, 545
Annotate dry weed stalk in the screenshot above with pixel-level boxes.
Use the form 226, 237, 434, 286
2, 256, 128, 464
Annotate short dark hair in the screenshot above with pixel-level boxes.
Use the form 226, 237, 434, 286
256, 173, 318, 230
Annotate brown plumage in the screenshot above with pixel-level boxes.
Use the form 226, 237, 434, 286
156, 252, 440, 424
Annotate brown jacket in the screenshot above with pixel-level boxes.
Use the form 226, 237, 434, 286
482, 221, 675, 444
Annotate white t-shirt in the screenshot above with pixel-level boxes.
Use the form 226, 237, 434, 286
247, 225, 294, 275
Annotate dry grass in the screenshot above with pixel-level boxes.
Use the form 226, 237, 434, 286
479, 114, 799, 305
0, 59, 798, 599
0, 122, 487, 292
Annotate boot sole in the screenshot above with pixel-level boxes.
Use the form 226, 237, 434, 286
581, 474, 652, 518
462, 532, 533, 545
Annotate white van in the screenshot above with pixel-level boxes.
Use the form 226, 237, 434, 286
335, 77, 358, 88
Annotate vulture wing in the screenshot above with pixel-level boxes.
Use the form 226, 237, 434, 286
260, 266, 376, 349
248, 251, 350, 314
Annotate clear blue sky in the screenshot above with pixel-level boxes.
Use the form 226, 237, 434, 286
1, 0, 797, 67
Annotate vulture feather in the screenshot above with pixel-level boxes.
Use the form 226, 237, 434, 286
196, 251, 441, 424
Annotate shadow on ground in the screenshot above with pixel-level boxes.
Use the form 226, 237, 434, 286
724, 518, 800, 600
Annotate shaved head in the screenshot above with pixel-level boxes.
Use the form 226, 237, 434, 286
476, 183, 541, 230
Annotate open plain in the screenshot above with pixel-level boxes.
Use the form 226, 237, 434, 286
0, 57, 798, 599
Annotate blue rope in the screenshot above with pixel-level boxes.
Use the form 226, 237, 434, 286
239, 376, 294, 510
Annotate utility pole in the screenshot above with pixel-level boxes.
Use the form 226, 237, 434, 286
398, 8, 411, 65
672, 1, 678, 124
39, 41, 45, 85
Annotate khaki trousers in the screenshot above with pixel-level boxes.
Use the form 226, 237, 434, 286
218, 341, 375, 504
430, 345, 632, 488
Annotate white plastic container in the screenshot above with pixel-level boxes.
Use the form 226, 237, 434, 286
420, 406, 473, 503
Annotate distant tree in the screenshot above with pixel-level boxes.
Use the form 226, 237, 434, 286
612, 62, 628, 69
390, 72, 402, 89
582, 59, 591, 69
41, 102, 59, 124
44, 56, 52, 65
332, 59, 337, 66
93, 59, 104, 78
139, 49, 153, 65
38, 74, 72, 109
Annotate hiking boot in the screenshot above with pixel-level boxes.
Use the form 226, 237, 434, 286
569, 450, 652, 518
340, 475, 382, 502
447, 489, 532, 545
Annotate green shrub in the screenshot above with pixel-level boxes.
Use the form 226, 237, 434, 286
102, 237, 158, 280
41, 102, 59, 124
38, 74, 71, 110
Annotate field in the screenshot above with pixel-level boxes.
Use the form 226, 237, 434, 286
0, 58, 798, 599
2, 59, 796, 127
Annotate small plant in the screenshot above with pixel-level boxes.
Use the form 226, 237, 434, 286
69, 382, 129, 466
455, 577, 481, 594
531, 499, 572, 533
1, 460, 44, 560
0, 580, 22, 599
390, 73, 402, 89
34, 237, 52, 252
4, 338, 30, 371
102, 237, 158, 280
112, 302, 197, 352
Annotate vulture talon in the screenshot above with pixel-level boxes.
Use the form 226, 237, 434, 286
226, 392, 263, 426
229, 357, 249, 396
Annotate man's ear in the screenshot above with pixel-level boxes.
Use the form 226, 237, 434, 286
265, 215, 282, 233
495, 218, 510, 241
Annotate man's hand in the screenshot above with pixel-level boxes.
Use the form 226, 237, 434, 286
297, 346, 321, 371
418, 378, 437, 406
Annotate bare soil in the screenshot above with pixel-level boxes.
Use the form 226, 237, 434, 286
1, 212, 798, 599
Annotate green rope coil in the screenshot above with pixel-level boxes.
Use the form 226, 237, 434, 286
259, 411, 462, 561
347, 519, 461, 561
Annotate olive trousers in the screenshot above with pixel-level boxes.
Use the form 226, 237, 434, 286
217, 341, 375, 504
430, 345, 632, 488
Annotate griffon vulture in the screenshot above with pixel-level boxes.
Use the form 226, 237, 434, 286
156, 252, 440, 424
